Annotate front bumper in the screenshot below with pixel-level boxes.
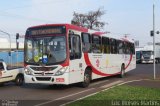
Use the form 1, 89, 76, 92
24, 74, 69, 85
141, 60, 153, 63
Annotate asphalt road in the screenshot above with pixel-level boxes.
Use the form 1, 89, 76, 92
0, 64, 160, 106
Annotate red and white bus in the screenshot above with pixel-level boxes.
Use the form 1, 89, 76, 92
24, 24, 136, 87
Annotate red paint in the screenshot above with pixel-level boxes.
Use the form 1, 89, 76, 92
60, 59, 69, 67
92, 32, 106, 36
24, 63, 27, 67
56, 78, 65, 82
65, 24, 88, 33
29, 24, 88, 33
125, 54, 133, 69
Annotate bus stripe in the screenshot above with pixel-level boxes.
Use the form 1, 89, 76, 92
84, 53, 120, 76
125, 54, 133, 69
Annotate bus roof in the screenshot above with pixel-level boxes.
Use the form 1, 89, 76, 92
27, 23, 134, 43
28, 23, 88, 33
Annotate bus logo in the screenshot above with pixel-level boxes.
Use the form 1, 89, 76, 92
42, 72, 45, 76
96, 59, 100, 67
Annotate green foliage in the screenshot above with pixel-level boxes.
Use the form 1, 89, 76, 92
68, 85, 160, 106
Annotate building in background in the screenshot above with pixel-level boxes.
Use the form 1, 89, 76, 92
134, 40, 139, 48
0, 38, 24, 51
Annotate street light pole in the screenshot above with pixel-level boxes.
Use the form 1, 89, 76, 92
153, 1, 156, 80
0, 29, 12, 66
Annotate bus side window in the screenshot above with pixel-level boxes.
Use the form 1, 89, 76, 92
69, 34, 81, 60
102, 37, 110, 54
126, 42, 130, 54
129, 43, 135, 54
123, 42, 127, 54
118, 40, 124, 54
106, 37, 110, 53
114, 39, 118, 54
111, 39, 117, 54
82, 33, 91, 53
102, 37, 106, 53
92, 35, 101, 53
110, 39, 113, 54
116, 40, 119, 54
133, 43, 135, 54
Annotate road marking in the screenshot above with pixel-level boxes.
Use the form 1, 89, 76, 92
34, 88, 95, 106
61, 80, 123, 106
90, 80, 109, 87
100, 80, 123, 89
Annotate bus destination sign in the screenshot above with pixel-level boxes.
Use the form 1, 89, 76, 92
29, 26, 66, 36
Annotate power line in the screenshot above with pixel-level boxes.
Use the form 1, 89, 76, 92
0, 1, 70, 23
0, 0, 68, 13
0, 12, 54, 23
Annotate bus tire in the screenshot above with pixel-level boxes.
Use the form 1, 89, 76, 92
120, 65, 125, 78
79, 69, 91, 88
0, 83, 4, 87
15, 74, 24, 86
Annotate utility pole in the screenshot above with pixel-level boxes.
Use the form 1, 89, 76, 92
151, 0, 160, 80
153, 2, 156, 80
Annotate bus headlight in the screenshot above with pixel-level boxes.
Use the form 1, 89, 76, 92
25, 68, 33, 75
55, 67, 68, 76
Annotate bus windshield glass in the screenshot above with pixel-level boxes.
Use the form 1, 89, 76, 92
142, 51, 152, 57
25, 36, 66, 65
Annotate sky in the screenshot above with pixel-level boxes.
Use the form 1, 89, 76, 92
0, 0, 160, 46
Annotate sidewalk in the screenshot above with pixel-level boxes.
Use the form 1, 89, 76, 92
125, 79, 160, 89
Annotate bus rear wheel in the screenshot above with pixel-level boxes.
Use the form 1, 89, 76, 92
79, 69, 91, 88
119, 65, 125, 78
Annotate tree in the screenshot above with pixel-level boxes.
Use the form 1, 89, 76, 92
71, 8, 106, 30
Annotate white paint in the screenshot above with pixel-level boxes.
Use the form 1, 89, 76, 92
35, 88, 95, 106
90, 80, 109, 87
100, 80, 123, 88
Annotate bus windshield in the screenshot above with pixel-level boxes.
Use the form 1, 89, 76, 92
25, 36, 66, 65
142, 51, 152, 57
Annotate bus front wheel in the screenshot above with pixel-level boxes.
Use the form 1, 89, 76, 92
79, 69, 91, 88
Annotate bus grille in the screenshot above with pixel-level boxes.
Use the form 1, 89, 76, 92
30, 67, 57, 71
36, 77, 51, 81
144, 57, 150, 60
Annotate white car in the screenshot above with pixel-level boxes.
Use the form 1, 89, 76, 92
0, 61, 24, 86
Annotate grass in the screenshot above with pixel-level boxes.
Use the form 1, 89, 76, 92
68, 85, 160, 106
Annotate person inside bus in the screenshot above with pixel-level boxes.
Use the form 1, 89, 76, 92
46, 45, 56, 63
55, 41, 61, 51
